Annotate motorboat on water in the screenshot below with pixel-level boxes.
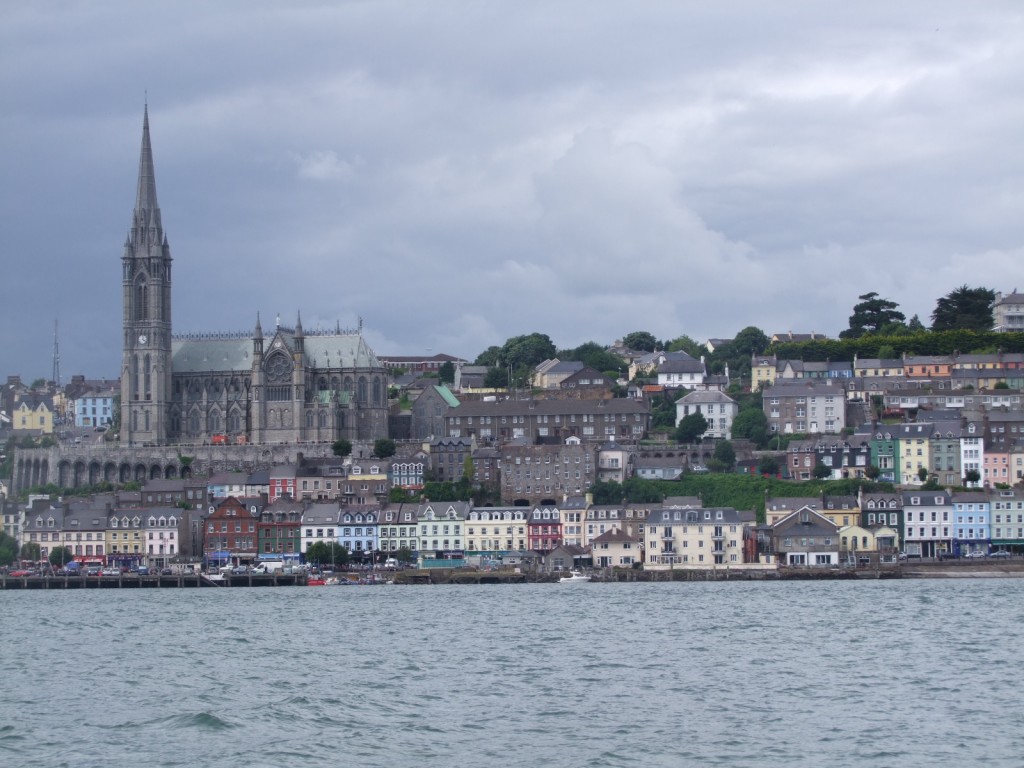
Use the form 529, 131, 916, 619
559, 570, 590, 583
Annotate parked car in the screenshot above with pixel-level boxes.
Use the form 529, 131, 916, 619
9, 569, 34, 577
136, 565, 150, 575
101, 566, 122, 576
990, 550, 1011, 559
160, 567, 173, 575
85, 566, 102, 576
963, 551, 986, 559
231, 565, 249, 574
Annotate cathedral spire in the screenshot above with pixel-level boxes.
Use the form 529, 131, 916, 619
133, 103, 163, 240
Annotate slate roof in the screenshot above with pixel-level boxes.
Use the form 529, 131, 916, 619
172, 329, 380, 374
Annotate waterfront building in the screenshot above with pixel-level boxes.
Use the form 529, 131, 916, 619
559, 495, 588, 547
951, 492, 991, 556
644, 505, 752, 568
838, 524, 900, 565
104, 506, 143, 569
818, 494, 861, 529
258, 495, 303, 561
859, 491, 903, 533
990, 488, 1024, 553
204, 496, 261, 567
416, 501, 468, 565
527, 504, 563, 552
339, 505, 380, 560
300, 503, 342, 563
901, 489, 953, 559
591, 528, 638, 568
57, 503, 109, 567
376, 503, 419, 556
464, 506, 529, 558
141, 507, 180, 569
770, 507, 840, 566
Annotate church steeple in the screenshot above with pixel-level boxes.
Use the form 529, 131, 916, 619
130, 103, 164, 248
121, 103, 173, 447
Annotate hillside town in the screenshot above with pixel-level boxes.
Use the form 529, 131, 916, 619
3, 109, 1024, 579
4, 329, 1024, 577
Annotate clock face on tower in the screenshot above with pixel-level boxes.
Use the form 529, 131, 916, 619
138, 334, 148, 345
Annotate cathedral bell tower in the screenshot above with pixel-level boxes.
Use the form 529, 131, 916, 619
121, 105, 173, 446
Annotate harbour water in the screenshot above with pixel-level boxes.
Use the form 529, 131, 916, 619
3, 579, 1023, 768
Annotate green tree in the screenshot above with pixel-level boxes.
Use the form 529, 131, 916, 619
389, 486, 411, 503
49, 546, 74, 567
395, 546, 416, 564
931, 285, 995, 331
731, 409, 768, 446
651, 391, 683, 430
591, 479, 625, 504
994, 381, 1010, 389
332, 439, 352, 458
907, 315, 926, 331
917, 466, 929, 482
865, 465, 881, 480
813, 463, 832, 480
964, 469, 981, 484
622, 331, 658, 352
373, 439, 396, 459
713, 440, 736, 469
498, 333, 557, 370
840, 292, 905, 339
0, 531, 18, 566
561, 341, 626, 375
730, 326, 770, 357
438, 361, 455, 385
474, 346, 502, 367
20, 542, 41, 562
483, 367, 509, 388
305, 541, 349, 569
31, 378, 47, 389
675, 412, 708, 443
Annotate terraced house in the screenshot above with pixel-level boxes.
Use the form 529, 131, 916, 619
645, 505, 754, 568
762, 380, 846, 435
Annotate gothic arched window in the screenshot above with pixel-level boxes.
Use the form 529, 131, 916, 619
135, 278, 149, 321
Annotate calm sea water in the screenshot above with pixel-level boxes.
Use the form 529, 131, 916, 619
2, 579, 1023, 768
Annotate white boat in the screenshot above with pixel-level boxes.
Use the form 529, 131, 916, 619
559, 570, 590, 583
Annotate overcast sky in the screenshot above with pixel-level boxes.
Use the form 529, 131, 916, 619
3, 1, 1023, 382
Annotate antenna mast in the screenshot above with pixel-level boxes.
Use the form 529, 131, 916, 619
52, 318, 62, 387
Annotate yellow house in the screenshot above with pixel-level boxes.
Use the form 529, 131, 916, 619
752, 356, 778, 389
644, 506, 754, 568
14, 395, 54, 435
839, 524, 900, 565
897, 423, 932, 484
465, 506, 529, 554
591, 528, 640, 568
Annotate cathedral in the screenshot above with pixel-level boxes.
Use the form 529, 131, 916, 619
120, 107, 389, 448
